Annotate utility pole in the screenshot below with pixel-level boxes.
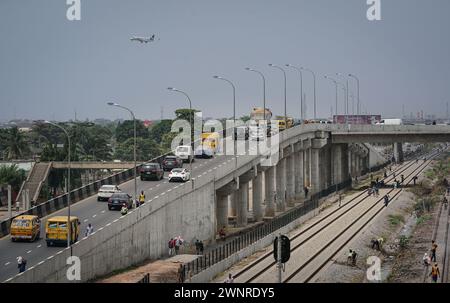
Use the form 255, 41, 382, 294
277, 233, 282, 283
7, 185, 12, 219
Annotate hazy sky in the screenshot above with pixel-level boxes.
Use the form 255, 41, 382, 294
0, 0, 449, 122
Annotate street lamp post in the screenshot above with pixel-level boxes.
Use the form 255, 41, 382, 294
107, 102, 137, 208
213, 76, 237, 165
301, 67, 317, 119
167, 88, 194, 176
286, 64, 303, 121
348, 74, 360, 115
245, 67, 267, 123
44, 121, 72, 251
324, 75, 338, 117
269, 64, 288, 129
336, 73, 349, 125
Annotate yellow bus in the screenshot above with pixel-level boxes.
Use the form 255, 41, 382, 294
201, 132, 220, 153
10, 215, 41, 242
276, 117, 293, 131
45, 216, 80, 247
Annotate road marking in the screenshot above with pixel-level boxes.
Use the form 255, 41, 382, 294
167, 189, 172, 192
84, 219, 88, 222
101, 210, 105, 214
113, 219, 119, 223
37, 261, 45, 265
4, 262, 10, 266
208, 169, 212, 173
161, 192, 166, 196
106, 223, 111, 227
26, 250, 32, 254
37, 244, 42, 248
213, 166, 217, 170
92, 214, 97, 218
155, 195, 159, 199
47, 255, 54, 260
56, 250, 63, 255
28, 266, 35, 270
156, 184, 161, 187
98, 227, 104, 231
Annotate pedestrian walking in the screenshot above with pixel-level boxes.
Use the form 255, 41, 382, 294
430, 263, 440, 283
168, 238, 175, 256
384, 195, 389, 207
174, 236, 183, 255
423, 253, 431, 266
375, 186, 379, 197
431, 240, 438, 262
17, 256, 26, 273
178, 264, 185, 283
384, 170, 388, 178
401, 174, 404, 183
195, 239, 201, 255
338, 194, 342, 207
224, 273, 234, 283
413, 176, 418, 186
199, 240, 204, 255
85, 223, 94, 237
139, 191, 145, 205
304, 186, 309, 198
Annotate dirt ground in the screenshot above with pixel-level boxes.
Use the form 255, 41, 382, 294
316, 159, 445, 283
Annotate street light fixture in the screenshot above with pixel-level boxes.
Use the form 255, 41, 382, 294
268, 64, 288, 129
107, 102, 137, 208
43, 120, 72, 252
300, 67, 317, 119
348, 74, 360, 115
324, 75, 338, 117
336, 73, 349, 125
213, 76, 237, 162
286, 64, 304, 121
167, 87, 194, 176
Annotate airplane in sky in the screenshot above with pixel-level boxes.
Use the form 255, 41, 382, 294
130, 34, 156, 43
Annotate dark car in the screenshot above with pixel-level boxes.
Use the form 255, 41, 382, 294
108, 193, 133, 210
140, 163, 164, 181
162, 156, 183, 171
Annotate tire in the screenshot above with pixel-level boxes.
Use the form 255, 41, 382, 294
46, 241, 51, 247
140, 176, 144, 181
108, 206, 112, 210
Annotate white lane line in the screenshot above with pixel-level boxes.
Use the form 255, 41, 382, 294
26, 250, 32, 254
56, 250, 63, 255
37, 244, 42, 248
84, 219, 88, 223
148, 188, 153, 191
101, 210, 105, 214
47, 255, 54, 260
4, 262, 10, 266
208, 169, 213, 173
161, 192, 166, 196
92, 214, 97, 218
213, 166, 217, 170
106, 223, 111, 227
155, 195, 159, 199
98, 227, 104, 231
113, 219, 119, 223
163, 182, 168, 184
37, 261, 45, 266
156, 184, 161, 187
167, 189, 172, 192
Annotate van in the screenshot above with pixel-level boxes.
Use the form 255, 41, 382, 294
45, 216, 80, 247
175, 145, 193, 163
10, 215, 41, 242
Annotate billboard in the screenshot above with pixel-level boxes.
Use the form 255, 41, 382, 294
333, 115, 381, 125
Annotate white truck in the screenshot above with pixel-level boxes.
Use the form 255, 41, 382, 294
375, 118, 403, 125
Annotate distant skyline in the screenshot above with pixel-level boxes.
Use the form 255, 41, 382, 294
1, 0, 449, 122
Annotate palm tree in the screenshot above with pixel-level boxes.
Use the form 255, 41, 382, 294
0, 164, 26, 192
4, 127, 30, 160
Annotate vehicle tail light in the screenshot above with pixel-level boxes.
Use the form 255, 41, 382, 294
108, 198, 112, 203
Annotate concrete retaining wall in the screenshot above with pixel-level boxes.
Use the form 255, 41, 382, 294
6, 177, 216, 282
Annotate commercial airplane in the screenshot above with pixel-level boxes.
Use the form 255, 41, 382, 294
130, 34, 156, 43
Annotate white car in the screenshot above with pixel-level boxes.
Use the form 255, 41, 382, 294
175, 145, 193, 163
97, 185, 121, 201
168, 168, 191, 182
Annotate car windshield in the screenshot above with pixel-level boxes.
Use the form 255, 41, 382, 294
165, 157, 176, 161
172, 168, 183, 173
12, 219, 30, 227
111, 193, 128, 199
177, 147, 188, 152
100, 186, 116, 192
144, 164, 158, 169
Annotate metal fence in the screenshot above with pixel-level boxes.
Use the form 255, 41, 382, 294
182, 178, 353, 278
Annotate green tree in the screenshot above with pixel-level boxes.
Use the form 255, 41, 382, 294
1, 127, 30, 160
149, 119, 174, 144
114, 137, 162, 161
0, 164, 26, 192
115, 120, 149, 143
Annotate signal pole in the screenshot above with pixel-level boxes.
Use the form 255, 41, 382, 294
278, 233, 282, 283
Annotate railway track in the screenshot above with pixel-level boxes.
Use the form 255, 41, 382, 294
233, 149, 442, 283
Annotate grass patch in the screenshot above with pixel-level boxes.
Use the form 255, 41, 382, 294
416, 214, 431, 225
388, 214, 405, 226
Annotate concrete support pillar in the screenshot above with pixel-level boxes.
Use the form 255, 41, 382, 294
253, 170, 263, 222
332, 144, 342, 185
229, 192, 237, 217
304, 147, 311, 189
237, 182, 249, 227
294, 147, 304, 200
394, 142, 404, 163
286, 152, 295, 206
311, 148, 320, 194
264, 166, 276, 217
342, 144, 350, 182
276, 157, 286, 211
216, 194, 229, 229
